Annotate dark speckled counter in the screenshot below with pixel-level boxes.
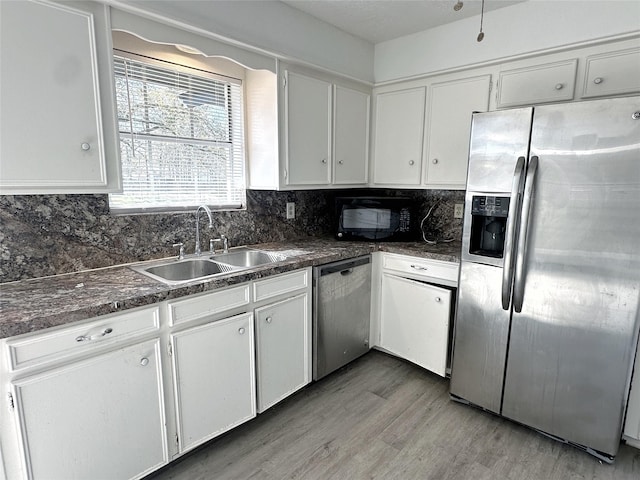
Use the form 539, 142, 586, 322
0, 239, 461, 339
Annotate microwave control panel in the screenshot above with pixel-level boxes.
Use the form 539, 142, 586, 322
398, 207, 411, 232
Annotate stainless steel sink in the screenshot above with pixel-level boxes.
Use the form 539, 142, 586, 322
130, 248, 294, 285
131, 258, 237, 285
211, 250, 287, 268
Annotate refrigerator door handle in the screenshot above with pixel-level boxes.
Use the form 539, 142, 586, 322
501, 156, 526, 310
513, 155, 539, 313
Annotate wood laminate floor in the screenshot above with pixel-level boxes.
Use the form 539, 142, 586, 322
147, 351, 640, 480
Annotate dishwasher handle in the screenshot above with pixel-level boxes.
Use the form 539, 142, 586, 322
317, 255, 371, 276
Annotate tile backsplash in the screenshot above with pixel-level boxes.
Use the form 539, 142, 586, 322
0, 189, 463, 283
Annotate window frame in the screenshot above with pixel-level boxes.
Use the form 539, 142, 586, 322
109, 48, 247, 214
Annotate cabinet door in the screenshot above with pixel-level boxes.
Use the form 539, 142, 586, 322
12, 339, 167, 480
285, 71, 331, 186
255, 293, 310, 412
171, 312, 255, 453
372, 87, 425, 186
334, 86, 370, 184
0, 0, 120, 194
496, 59, 577, 108
582, 48, 640, 98
379, 273, 451, 376
424, 75, 491, 188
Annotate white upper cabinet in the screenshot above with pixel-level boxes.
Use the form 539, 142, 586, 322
582, 48, 640, 98
282, 68, 371, 189
372, 87, 426, 186
372, 73, 491, 189
0, 0, 121, 194
424, 75, 491, 188
333, 86, 370, 185
284, 71, 332, 185
496, 59, 577, 109
248, 64, 370, 190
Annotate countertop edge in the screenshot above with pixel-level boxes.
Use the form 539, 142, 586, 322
0, 240, 461, 339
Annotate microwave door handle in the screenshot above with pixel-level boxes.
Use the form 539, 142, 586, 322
501, 156, 526, 310
513, 155, 539, 313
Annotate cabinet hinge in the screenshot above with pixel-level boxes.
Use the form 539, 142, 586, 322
167, 341, 173, 357
8, 392, 14, 410
283, 169, 288, 179
175, 433, 179, 448
283, 75, 287, 88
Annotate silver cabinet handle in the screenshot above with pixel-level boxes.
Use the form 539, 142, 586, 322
140, 357, 149, 367
265, 317, 273, 324
555, 83, 564, 90
410, 264, 428, 271
432, 158, 438, 164
593, 77, 603, 85
435, 297, 441, 303
338, 160, 344, 165
408, 160, 415, 166
81, 142, 91, 151
321, 158, 327, 164
633, 112, 640, 120
238, 327, 246, 335
502, 156, 526, 310
75, 327, 113, 342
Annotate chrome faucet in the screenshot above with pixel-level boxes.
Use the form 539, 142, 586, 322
210, 234, 229, 254
194, 205, 213, 255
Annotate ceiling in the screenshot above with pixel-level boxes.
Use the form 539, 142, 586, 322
280, 0, 527, 44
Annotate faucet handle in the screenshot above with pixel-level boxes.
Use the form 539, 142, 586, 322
210, 238, 222, 254
172, 242, 185, 260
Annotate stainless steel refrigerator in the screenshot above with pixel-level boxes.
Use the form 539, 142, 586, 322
450, 96, 640, 462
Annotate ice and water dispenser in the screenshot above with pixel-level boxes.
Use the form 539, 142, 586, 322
468, 195, 510, 258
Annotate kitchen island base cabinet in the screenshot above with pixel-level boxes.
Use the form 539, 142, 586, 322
379, 273, 451, 377
10, 339, 167, 480
171, 312, 256, 454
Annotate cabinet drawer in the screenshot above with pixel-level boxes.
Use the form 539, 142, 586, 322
253, 269, 309, 303
168, 284, 251, 326
497, 59, 577, 108
6, 305, 160, 371
582, 48, 640, 98
382, 254, 459, 286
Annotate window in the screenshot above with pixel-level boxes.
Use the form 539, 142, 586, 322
109, 50, 246, 212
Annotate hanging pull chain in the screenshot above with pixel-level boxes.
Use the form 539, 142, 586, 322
477, 0, 485, 42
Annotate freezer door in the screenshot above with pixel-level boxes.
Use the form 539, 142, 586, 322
450, 261, 511, 414
466, 107, 533, 193
502, 96, 640, 457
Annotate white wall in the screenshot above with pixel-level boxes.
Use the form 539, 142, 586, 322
108, 0, 375, 83
375, 0, 640, 83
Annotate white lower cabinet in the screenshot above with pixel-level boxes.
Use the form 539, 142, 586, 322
255, 293, 310, 412
379, 273, 451, 376
11, 339, 167, 480
171, 312, 256, 453
375, 253, 458, 377
0, 267, 310, 478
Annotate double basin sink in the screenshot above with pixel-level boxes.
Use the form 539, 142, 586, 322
131, 247, 291, 285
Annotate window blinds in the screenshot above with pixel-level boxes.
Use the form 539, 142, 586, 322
110, 52, 246, 212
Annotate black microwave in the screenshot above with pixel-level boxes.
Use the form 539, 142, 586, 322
335, 197, 414, 241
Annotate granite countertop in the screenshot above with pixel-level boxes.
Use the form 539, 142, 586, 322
0, 238, 461, 339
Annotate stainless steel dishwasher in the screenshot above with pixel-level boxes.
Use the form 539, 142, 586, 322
313, 255, 372, 380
